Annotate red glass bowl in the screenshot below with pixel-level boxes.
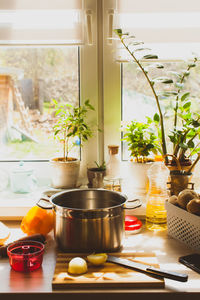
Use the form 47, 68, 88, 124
7, 240, 45, 272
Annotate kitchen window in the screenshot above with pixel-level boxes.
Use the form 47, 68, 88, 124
103, 0, 200, 160
121, 61, 200, 160
0, 0, 101, 218
2, 0, 200, 218
0, 46, 80, 160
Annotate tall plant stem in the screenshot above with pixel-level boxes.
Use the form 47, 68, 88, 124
173, 128, 190, 158
66, 138, 69, 161
188, 142, 200, 158
64, 129, 66, 161
120, 37, 168, 162
178, 132, 199, 161
187, 153, 200, 174
174, 64, 191, 133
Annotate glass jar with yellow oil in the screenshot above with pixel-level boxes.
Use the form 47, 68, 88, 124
146, 162, 169, 231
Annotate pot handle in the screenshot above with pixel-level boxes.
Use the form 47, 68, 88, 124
37, 196, 53, 210
124, 198, 142, 209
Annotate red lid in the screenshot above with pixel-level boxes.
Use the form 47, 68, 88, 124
125, 215, 138, 226
125, 220, 142, 231
125, 215, 142, 232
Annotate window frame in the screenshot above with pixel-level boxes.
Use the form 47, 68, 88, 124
0, 0, 102, 218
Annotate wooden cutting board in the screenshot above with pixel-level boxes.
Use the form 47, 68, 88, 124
52, 252, 164, 290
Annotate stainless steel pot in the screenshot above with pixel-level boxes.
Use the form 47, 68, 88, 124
38, 189, 141, 252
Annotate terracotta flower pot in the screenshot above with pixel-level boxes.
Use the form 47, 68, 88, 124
168, 171, 194, 196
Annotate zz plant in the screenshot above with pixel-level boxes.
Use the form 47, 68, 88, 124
115, 29, 200, 172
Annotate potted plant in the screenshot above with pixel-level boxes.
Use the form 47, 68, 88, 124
115, 29, 200, 194
87, 161, 106, 188
122, 119, 160, 190
50, 99, 95, 189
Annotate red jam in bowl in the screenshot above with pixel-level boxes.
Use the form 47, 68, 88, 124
7, 240, 45, 272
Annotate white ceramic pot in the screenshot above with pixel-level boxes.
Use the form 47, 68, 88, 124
127, 161, 153, 191
50, 157, 80, 189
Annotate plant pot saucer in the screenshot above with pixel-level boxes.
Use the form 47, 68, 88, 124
41, 185, 82, 198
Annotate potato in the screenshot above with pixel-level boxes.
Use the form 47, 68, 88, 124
87, 253, 108, 266
168, 195, 178, 205
187, 199, 200, 216
68, 257, 88, 275
177, 189, 198, 209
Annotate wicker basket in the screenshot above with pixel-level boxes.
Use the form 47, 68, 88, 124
166, 201, 200, 250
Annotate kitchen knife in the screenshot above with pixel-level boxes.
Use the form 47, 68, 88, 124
107, 255, 188, 282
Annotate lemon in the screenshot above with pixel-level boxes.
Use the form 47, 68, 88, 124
87, 253, 108, 266
68, 257, 88, 275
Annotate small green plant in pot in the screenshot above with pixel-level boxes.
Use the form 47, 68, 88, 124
122, 119, 160, 190
50, 99, 95, 189
87, 161, 106, 188
123, 119, 160, 163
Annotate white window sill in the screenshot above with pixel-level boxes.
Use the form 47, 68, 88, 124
0, 186, 51, 220
0, 161, 51, 219
0, 187, 147, 220
0, 161, 147, 220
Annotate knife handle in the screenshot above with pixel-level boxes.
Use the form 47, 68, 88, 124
146, 266, 188, 282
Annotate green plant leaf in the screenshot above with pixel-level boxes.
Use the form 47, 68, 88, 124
168, 135, 177, 143
153, 77, 173, 84
129, 41, 144, 46
155, 63, 164, 69
54, 130, 60, 136
187, 140, 195, 148
153, 113, 160, 122
114, 29, 122, 37
188, 63, 196, 68
179, 143, 188, 149
181, 92, 190, 102
183, 70, 190, 76
183, 102, 191, 110
159, 91, 178, 97
134, 47, 151, 52
142, 54, 158, 59
192, 119, 200, 127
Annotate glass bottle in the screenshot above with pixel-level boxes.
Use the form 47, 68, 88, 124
146, 162, 169, 231
106, 145, 121, 178
104, 145, 122, 192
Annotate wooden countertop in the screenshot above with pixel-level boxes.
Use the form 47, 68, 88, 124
1, 221, 200, 300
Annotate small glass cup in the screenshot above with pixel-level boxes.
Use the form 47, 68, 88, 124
103, 177, 122, 192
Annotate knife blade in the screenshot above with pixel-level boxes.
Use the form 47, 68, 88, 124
107, 255, 188, 282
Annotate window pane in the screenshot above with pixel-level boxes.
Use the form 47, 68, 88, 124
0, 46, 80, 160
121, 61, 200, 160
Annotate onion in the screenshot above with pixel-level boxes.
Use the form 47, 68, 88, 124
68, 257, 88, 275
